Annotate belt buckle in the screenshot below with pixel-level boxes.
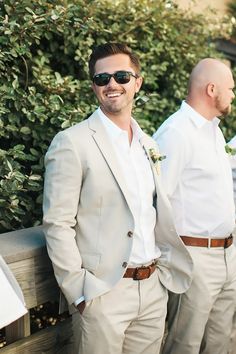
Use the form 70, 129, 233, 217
208, 238, 211, 249
133, 266, 151, 280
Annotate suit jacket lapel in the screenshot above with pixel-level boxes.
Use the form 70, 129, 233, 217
140, 134, 176, 228
88, 112, 135, 216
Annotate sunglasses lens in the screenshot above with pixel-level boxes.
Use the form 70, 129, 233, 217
93, 73, 110, 86
115, 71, 131, 84
93, 71, 135, 86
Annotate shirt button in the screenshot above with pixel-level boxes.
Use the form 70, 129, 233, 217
122, 262, 128, 268
127, 231, 133, 237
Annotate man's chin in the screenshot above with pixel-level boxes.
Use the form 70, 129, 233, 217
219, 106, 231, 119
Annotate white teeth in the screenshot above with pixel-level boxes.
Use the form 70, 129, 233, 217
106, 93, 122, 98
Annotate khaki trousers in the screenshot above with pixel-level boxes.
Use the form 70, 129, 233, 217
72, 269, 167, 354
162, 244, 236, 354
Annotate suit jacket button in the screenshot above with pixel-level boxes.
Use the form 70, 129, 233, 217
127, 231, 133, 237
122, 262, 128, 268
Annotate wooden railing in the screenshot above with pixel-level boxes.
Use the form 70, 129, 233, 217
0, 226, 72, 354
1, 226, 236, 354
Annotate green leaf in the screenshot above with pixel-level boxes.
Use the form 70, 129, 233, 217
20, 126, 31, 135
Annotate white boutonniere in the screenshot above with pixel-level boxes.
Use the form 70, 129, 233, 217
225, 144, 236, 156
149, 148, 166, 175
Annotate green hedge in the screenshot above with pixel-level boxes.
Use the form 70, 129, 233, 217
0, 0, 233, 232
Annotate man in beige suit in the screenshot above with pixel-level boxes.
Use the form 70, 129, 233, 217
43, 42, 193, 354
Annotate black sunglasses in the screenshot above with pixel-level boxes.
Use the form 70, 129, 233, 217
93, 70, 138, 86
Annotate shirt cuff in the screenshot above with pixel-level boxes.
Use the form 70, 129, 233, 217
74, 296, 85, 306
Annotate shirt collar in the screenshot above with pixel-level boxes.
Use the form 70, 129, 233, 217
181, 101, 220, 128
97, 107, 144, 142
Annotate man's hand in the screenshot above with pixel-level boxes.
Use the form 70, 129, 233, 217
77, 300, 86, 315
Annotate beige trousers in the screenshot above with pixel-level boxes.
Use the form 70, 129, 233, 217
162, 244, 236, 354
72, 269, 167, 354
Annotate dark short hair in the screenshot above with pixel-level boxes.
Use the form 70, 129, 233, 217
88, 42, 141, 79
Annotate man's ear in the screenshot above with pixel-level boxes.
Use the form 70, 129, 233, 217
135, 76, 143, 93
206, 82, 215, 98
91, 83, 96, 93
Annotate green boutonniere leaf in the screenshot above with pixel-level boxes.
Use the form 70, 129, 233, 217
225, 145, 236, 156
149, 148, 166, 164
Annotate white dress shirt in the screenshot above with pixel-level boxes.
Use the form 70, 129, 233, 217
228, 136, 236, 217
153, 101, 235, 238
98, 108, 161, 264
228, 135, 236, 169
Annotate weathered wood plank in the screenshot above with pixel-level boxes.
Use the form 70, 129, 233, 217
5, 313, 30, 344
8, 254, 59, 309
0, 226, 59, 309
0, 226, 71, 351
0, 226, 45, 264
1, 317, 73, 354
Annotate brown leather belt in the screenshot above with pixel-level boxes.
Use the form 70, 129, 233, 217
180, 235, 233, 248
123, 262, 157, 280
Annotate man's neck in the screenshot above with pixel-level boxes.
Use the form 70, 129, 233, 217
185, 98, 215, 121
101, 108, 133, 143
111, 117, 133, 144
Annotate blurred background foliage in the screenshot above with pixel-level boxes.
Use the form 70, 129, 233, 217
228, 0, 236, 37
0, 0, 235, 232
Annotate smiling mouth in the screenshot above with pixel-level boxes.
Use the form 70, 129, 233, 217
106, 92, 123, 98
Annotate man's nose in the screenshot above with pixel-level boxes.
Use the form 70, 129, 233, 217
106, 76, 119, 87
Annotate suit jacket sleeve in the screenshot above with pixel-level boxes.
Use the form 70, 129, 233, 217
43, 131, 85, 305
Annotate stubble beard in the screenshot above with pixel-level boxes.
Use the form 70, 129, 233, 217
102, 96, 134, 116
215, 95, 231, 118
102, 102, 123, 115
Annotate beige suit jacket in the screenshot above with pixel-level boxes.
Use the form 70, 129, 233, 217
43, 111, 193, 307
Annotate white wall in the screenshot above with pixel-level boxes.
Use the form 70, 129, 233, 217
175, 0, 230, 17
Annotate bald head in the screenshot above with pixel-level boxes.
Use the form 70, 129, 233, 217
186, 58, 235, 119
188, 58, 232, 94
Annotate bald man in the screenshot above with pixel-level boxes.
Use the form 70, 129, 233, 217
153, 58, 236, 354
